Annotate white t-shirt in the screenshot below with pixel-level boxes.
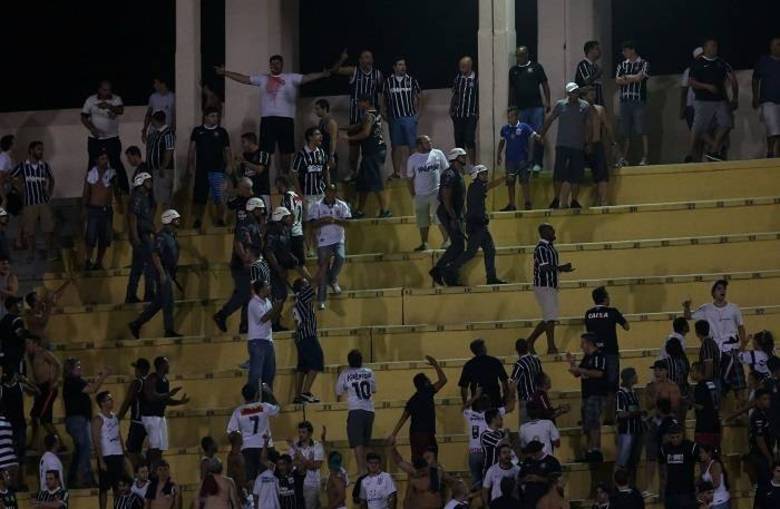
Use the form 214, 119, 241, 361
86, 166, 117, 188
81, 94, 124, 139
336, 367, 377, 412
659, 332, 687, 360
307, 198, 351, 247
406, 149, 448, 196
519, 419, 560, 456
463, 407, 506, 452
248, 295, 273, 341
289, 440, 325, 488
148, 91, 176, 127
39, 451, 64, 490
482, 463, 520, 501
738, 350, 770, 375
226, 401, 281, 449
692, 302, 744, 351
359, 472, 397, 509
680, 68, 696, 108
131, 479, 150, 499
0, 152, 12, 173
444, 499, 469, 509
252, 469, 280, 509
249, 73, 304, 119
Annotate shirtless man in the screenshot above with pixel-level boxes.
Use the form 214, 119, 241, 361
26, 335, 61, 451
145, 460, 180, 509
226, 432, 250, 508
645, 361, 682, 412
82, 150, 120, 271
326, 451, 348, 509
199, 458, 240, 509
24, 280, 71, 347
390, 442, 446, 509
536, 475, 567, 509
582, 86, 617, 206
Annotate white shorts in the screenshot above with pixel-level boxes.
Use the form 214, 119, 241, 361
760, 102, 780, 137
533, 286, 559, 321
414, 192, 440, 228
141, 416, 169, 450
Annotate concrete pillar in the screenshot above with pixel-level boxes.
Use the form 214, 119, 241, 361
174, 0, 201, 194
477, 0, 495, 167
492, 0, 516, 163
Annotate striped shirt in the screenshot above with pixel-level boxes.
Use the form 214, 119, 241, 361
0, 488, 16, 509
533, 239, 559, 288
451, 72, 478, 118
479, 428, 505, 473
250, 257, 271, 285
36, 488, 69, 508
146, 125, 175, 170
349, 67, 383, 124
616, 57, 650, 103
0, 418, 17, 469
665, 356, 690, 395
292, 146, 328, 196
384, 74, 421, 119
511, 354, 543, 401
293, 284, 317, 340
11, 160, 53, 206
280, 191, 304, 237
575, 59, 603, 105
616, 386, 644, 434
698, 337, 721, 377
114, 493, 144, 509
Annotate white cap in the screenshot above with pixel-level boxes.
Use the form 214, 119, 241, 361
565, 82, 579, 94
271, 206, 291, 222
133, 172, 152, 187
447, 148, 467, 161
469, 164, 488, 177
692, 46, 704, 58
245, 197, 266, 212
0, 208, 7, 217
161, 209, 181, 225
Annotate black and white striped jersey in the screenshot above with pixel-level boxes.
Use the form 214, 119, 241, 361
146, 126, 175, 170
533, 239, 559, 288
511, 354, 543, 401
616, 58, 650, 103
384, 74, 421, 119
349, 67, 383, 124
292, 146, 328, 196
11, 160, 53, 206
451, 72, 478, 118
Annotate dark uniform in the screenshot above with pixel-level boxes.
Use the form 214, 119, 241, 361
445, 177, 497, 284
434, 165, 466, 275
131, 226, 179, 333
125, 188, 156, 302
215, 213, 263, 332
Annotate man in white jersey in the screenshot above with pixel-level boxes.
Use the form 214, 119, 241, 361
518, 402, 561, 456
335, 350, 377, 475
227, 382, 280, 482
92, 391, 130, 509
253, 445, 280, 509
289, 420, 325, 509
482, 444, 520, 504
406, 135, 449, 251
462, 385, 515, 490
684, 279, 747, 403
307, 184, 351, 309
359, 452, 397, 509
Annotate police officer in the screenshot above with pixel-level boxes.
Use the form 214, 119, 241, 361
125, 172, 156, 303
213, 197, 267, 334
430, 148, 468, 286
264, 207, 312, 331
128, 209, 183, 339
444, 165, 507, 286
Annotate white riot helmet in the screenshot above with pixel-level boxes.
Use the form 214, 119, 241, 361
133, 172, 152, 187
161, 209, 181, 225
271, 206, 291, 222
246, 197, 266, 212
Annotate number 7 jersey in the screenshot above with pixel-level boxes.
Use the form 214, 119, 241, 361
336, 367, 377, 413
226, 401, 281, 449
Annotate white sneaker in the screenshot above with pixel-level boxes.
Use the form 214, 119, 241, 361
641, 491, 656, 499
638, 157, 648, 166
317, 302, 326, 310
532, 164, 542, 173
440, 239, 451, 249
329, 283, 342, 295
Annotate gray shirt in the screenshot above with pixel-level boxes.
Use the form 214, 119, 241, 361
553, 98, 591, 150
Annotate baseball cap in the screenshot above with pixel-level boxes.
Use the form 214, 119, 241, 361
692, 47, 704, 58
521, 440, 544, 454
272, 206, 291, 222
131, 358, 151, 372
133, 172, 152, 187
469, 164, 488, 178
565, 82, 579, 94
652, 360, 668, 370
447, 148, 467, 161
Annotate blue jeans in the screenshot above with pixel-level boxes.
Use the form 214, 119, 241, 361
66, 415, 94, 486
389, 116, 418, 147
468, 451, 484, 489
519, 107, 545, 167
248, 339, 276, 392
317, 243, 346, 303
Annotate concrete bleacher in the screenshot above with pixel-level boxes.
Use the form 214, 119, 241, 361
19, 160, 778, 507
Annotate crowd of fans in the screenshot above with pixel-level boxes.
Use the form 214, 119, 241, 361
0, 33, 776, 509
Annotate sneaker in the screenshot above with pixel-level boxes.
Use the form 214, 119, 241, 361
212, 313, 227, 333
292, 395, 307, 404
705, 152, 724, 162
524, 201, 533, 210
128, 322, 141, 340
378, 209, 392, 218
638, 157, 648, 166
614, 157, 628, 168
329, 283, 342, 295
532, 164, 542, 173
317, 302, 326, 311
440, 239, 451, 249
414, 243, 428, 252
164, 330, 183, 338
570, 200, 582, 209
429, 268, 445, 286
499, 204, 517, 212
486, 278, 508, 285
352, 210, 365, 219
301, 392, 320, 403
548, 198, 559, 209
641, 491, 656, 499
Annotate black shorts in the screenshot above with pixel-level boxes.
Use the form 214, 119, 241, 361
452, 116, 477, 149
126, 421, 147, 454
30, 384, 57, 424
356, 147, 386, 193
99, 455, 126, 492
290, 235, 305, 267
553, 146, 585, 184
85, 206, 113, 249
586, 142, 609, 183
296, 336, 324, 372
347, 410, 375, 448
260, 116, 295, 154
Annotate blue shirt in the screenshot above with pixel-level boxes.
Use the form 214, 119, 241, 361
753, 55, 780, 104
500, 122, 535, 163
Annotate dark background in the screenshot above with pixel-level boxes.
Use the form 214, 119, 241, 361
1, 0, 777, 112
